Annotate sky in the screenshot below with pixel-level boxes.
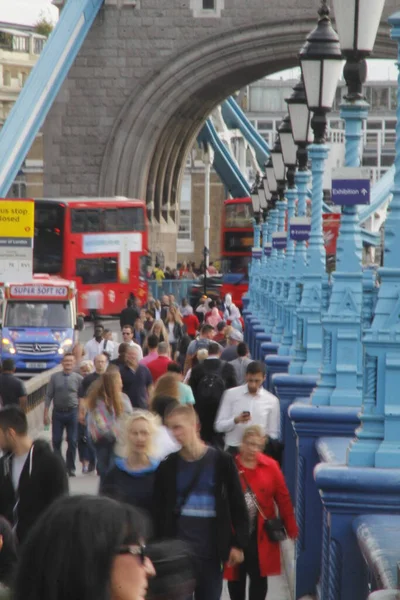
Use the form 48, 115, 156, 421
0, 0, 58, 26
0, 0, 397, 81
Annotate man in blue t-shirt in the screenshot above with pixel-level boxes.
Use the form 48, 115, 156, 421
153, 404, 249, 600
119, 346, 152, 409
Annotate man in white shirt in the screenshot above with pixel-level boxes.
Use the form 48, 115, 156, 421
84, 323, 114, 361
214, 360, 280, 454
121, 325, 143, 360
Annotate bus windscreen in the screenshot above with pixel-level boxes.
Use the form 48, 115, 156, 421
33, 202, 65, 274
224, 203, 253, 228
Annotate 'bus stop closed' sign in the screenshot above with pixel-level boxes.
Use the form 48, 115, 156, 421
0, 199, 34, 282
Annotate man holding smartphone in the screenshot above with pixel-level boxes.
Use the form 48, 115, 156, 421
214, 361, 280, 455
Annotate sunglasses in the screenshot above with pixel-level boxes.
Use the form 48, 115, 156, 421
118, 544, 147, 565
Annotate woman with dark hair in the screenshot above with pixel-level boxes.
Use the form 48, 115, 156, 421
13, 495, 155, 600
0, 517, 17, 594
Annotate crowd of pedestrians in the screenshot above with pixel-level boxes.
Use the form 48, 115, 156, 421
0, 292, 298, 600
151, 260, 219, 283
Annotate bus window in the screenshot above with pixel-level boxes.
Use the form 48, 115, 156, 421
33, 202, 65, 274
76, 258, 118, 284
224, 232, 253, 253
86, 209, 101, 232
103, 209, 118, 232
225, 203, 253, 228
71, 209, 101, 233
117, 207, 145, 232
221, 256, 251, 276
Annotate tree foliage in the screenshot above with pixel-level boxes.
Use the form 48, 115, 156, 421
34, 16, 54, 38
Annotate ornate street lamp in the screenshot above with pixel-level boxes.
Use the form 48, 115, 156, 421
251, 173, 262, 222
278, 114, 298, 190
299, 0, 343, 143
258, 177, 269, 214
265, 157, 278, 208
270, 136, 286, 191
333, 0, 384, 101
286, 78, 312, 170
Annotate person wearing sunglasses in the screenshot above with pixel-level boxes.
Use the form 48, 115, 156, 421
13, 495, 155, 600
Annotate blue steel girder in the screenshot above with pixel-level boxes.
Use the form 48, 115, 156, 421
0, 0, 104, 197
197, 119, 250, 198
221, 96, 270, 170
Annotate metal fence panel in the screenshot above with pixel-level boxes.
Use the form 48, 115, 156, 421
148, 279, 200, 301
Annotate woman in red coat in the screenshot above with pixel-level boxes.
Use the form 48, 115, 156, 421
225, 425, 298, 600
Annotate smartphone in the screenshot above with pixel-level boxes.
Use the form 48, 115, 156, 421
242, 411, 250, 418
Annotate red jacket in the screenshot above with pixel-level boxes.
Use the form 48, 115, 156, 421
183, 313, 200, 337
224, 453, 298, 579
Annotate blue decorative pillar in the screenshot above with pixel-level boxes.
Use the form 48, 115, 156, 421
292, 143, 327, 375
286, 168, 310, 357
279, 183, 297, 353
312, 102, 368, 406
248, 218, 261, 311
251, 219, 262, 312
265, 207, 279, 334
347, 10, 400, 467
271, 198, 288, 341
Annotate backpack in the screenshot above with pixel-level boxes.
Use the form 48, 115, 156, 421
196, 364, 226, 408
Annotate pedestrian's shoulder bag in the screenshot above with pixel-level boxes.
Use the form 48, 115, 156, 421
174, 456, 207, 518
239, 470, 287, 543
88, 400, 118, 443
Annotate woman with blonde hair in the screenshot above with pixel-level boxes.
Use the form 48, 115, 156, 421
224, 426, 298, 600
165, 306, 185, 358
87, 366, 132, 482
78, 359, 94, 377
143, 319, 170, 355
100, 410, 160, 515
183, 348, 208, 383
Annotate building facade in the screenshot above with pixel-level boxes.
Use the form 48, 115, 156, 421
0, 23, 46, 198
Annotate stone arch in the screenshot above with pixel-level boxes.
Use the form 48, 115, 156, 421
99, 17, 394, 220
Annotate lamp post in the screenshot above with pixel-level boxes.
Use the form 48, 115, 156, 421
293, 0, 343, 375
284, 78, 313, 358
312, 0, 385, 405
269, 137, 287, 339
277, 113, 301, 353
264, 157, 279, 333
250, 175, 262, 312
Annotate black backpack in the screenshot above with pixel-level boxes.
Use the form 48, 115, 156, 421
196, 364, 226, 408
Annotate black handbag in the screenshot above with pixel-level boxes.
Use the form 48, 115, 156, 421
239, 470, 287, 543
146, 540, 197, 600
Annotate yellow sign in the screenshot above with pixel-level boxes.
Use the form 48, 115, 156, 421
0, 200, 34, 238
0, 200, 34, 282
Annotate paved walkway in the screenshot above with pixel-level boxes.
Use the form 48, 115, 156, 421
67, 472, 292, 600
44, 319, 292, 600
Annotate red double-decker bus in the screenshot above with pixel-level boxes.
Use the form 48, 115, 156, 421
33, 197, 149, 315
220, 198, 253, 308
220, 198, 342, 306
